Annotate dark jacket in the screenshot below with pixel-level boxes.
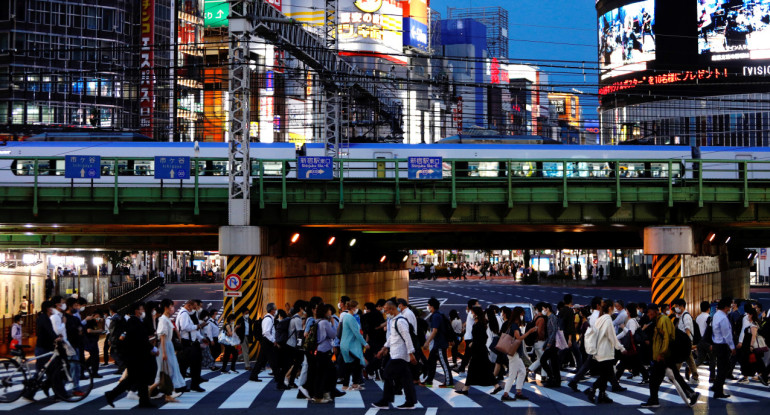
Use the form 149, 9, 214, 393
65, 312, 84, 349
35, 312, 58, 352
235, 317, 255, 343
123, 315, 154, 365
560, 306, 576, 337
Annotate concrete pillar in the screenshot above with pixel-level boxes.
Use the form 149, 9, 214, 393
219, 226, 266, 360
644, 226, 694, 307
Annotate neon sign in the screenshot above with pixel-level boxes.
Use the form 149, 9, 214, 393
599, 68, 729, 95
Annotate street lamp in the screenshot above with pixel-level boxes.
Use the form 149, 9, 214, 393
93, 257, 104, 303
22, 253, 36, 317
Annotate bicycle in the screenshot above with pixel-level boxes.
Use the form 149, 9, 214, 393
0, 342, 94, 403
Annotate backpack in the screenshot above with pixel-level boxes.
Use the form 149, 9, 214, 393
109, 315, 127, 354
620, 331, 637, 355
304, 322, 320, 353
700, 316, 714, 346
253, 316, 265, 341
439, 313, 455, 344
670, 326, 693, 364
691, 315, 702, 346
275, 317, 291, 345
524, 315, 544, 347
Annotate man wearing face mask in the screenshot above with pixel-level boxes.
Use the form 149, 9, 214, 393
50, 296, 68, 342
672, 299, 699, 384
235, 308, 255, 371
105, 302, 159, 408
23, 301, 62, 401
250, 303, 278, 383
177, 299, 207, 392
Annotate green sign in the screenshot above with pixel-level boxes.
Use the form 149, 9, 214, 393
204, 0, 228, 28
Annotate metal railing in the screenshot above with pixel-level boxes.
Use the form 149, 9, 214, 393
2, 156, 770, 212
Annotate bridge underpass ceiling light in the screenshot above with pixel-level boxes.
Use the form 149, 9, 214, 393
380, 255, 387, 263
708, 233, 716, 242
402, 255, 409, 262
349, 238, 357, 247
725, 236, 731, 244
22, 253, 36, 265
290, 233, 300, 244
327, 236, 336, 246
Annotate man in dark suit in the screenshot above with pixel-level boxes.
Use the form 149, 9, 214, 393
235, 307, 256, 371
22, 301, 61, 401
104, 302, 157, 408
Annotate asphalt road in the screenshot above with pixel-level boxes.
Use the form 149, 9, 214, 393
6, 281, 770, 415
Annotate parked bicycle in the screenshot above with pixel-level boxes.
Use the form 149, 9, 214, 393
0, 342, 94, 403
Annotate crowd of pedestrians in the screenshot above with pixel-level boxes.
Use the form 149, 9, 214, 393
13, 291, 770, 410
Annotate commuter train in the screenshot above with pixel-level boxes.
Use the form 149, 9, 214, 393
1, 137, 769, 187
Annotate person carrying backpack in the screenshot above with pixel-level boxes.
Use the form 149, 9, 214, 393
421, 298, 454, 388
694, 301, 714, 381
672, 299, 699, 383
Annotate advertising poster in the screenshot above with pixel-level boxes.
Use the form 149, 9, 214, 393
140, 0, 155, 138
698, 0, 770, 61
403, 0, 429, 52
598, 0, 656, 79
337, 0, 406, 64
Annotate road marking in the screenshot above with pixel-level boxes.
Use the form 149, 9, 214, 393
160, 373, 232, 409
218, 377, 270, 408
638, 409, 654, 414
424, 385, 480, 407
0, 390, 46, 411
472, 386, 538, 407
335, 389, 365, 408
559, 372, 643, 406
364, 408, 379, 415
42, 374, 123, 410
277, 389, 309, 408
524, 383, 593, 406
425, 407, 438, 415
373, 381, 423, 408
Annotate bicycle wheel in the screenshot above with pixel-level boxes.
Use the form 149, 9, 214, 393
52, 359, 93, 402
0, 358, 27, 403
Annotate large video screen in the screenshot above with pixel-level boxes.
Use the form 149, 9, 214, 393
697, 0, 770, 61
598, 0, 656, 79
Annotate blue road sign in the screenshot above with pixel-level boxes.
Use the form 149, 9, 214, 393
297, 156, 333, 180
155, 156, 191, 180
64, 155, 101, 179
408, 157, 442, 180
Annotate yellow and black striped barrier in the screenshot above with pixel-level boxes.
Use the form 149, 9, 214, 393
223, 255, 263, 359
651, 254, 683, 307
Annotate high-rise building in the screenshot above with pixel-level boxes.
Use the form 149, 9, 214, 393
0, 0, 140, 138
447, 6, 508, 58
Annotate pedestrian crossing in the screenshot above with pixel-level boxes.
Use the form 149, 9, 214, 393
5, 362, 770, 412
408, 297, 448, 311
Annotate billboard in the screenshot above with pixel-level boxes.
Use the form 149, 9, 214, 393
403, 0, 429, 52
140, 0, 155, 138
697, 0, 770, 62
598, 0, 656, 79
337, 0, 406, 64
204, 0, 228, 28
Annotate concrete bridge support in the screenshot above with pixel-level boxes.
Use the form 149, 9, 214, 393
644, 226, 694, 307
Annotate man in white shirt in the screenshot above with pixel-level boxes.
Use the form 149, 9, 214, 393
177, 299, 207, 392
457, 299, 479, 372
569, 296, 603, 391
250, 302, 279, 384
694, 301, 713, 379
372, 301, 417, 410
50, 296, 68, 341
613, 300, 628, 332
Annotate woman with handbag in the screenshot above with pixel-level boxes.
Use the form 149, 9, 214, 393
220, 314, 240, 374
737, 307, 769, 385
495, 307, 537, 401
151, 299, 185, 403
456, 307, 496, 395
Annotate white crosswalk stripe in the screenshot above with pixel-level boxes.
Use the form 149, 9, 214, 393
218, 376, 270, 409
407, 297, 448, 311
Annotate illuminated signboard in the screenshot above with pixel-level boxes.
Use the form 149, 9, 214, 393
598, 68, 729, 95
140, 0, 155, 138
204, 0, 228, 28
698, 0, 770, 62
403, 0, 429, 52
598, 0, 656, 80
338, 0, 406, 64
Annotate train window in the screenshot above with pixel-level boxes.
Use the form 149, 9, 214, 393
13, 160, 52, 175
619, 163, 645, 178
650, 162, 682, 178
211, 160, 228, 176
510, 161, 535, 177
133, 160, 153, 176
262, 161, 283, 176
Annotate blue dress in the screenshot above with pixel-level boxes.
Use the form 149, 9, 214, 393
155, 315, 186, 388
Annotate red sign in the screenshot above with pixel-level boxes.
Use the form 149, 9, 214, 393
490, 58, 500, 84
599, 68, 729, 96
225, 274, 242, 291
266, 0, 281, 11
140, 0, 155, 138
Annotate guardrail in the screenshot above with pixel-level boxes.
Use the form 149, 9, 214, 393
2, 156, 770, 213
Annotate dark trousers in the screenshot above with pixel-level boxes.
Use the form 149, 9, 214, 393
425, 347, 453, 385
106, 360, 150, 405
541, 346, 561, 383
103, 338, 110, 365
287, 347, 303, 384
313, 351, 336, 399
251, 339, 280, 383
571, 352, 593, 384
341, 350, 363, 387
220, 345, 238, 372
566, 336, 583, 369
450, 339, 462, 365
649, 359, 694, 402
712, 344, 731, 395
85, 341, 100, 376
590, 359, 614, 393
382, 358, 417, 405
180, 339, 202, 388
458, 340, 472, 370
696, 342, 715, 380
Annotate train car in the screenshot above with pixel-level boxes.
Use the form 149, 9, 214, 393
304, 143, 694, 179
0, 141, 297, 188
697, 147, 770, 179
436, 134, 562, 145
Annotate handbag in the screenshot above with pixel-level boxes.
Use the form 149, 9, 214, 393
753, 334, 769, 354
555, 330, 569, 350
494, 332, 522, 356
218, 331, 232, 346
158, 361, 174, 396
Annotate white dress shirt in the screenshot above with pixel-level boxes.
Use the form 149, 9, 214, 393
612, 309, 628, 332
695, 312, 710, 338
262, 313, 276, 343
677, 312, 695, 340
400, 307, 418, 336
385, 316, 415, 361
50, 309, 67, 340
464, 311, 474, 340
177, 308, 202, 341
